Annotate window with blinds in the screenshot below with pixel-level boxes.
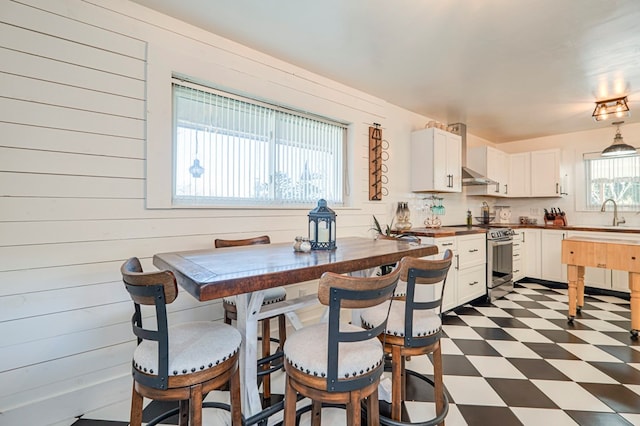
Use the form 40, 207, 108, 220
584, 151, 640, 209
172, 81, 346, 206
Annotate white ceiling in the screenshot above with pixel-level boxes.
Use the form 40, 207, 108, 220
131, 0, 640, 143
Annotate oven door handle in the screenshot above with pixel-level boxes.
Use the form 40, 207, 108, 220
490, 240, 513, 246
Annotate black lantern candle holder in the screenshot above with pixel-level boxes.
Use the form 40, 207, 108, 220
308, 199, 336, 250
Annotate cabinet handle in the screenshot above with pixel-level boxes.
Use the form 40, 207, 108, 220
495, 182, 500, 193
469, 281, 479, 286
556, 183, 559, 194
455, 254, 459, 270
523, 233, 526, 243
442, 242, 454, 246
469, 248, 478, 252
504, 184, 508, 195
513, 253, 520, 257
514, 269, 520, 273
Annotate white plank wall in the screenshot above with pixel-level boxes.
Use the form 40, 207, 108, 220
0, 0, 426, 424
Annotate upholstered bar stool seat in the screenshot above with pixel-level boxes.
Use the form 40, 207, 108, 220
222, 287, 286, 308
360, 252, 453, 425
133, 322, 241, 378
121, 257, 242, 426
283, 267, 401, 426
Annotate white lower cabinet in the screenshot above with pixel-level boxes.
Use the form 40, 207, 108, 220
420, 234, 486, 311
540, 229, 567, 283
522, 229, 541, 278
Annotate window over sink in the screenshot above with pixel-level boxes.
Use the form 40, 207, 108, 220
584, 151, 640, 210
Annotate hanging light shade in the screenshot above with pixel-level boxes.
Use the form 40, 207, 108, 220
601, 121, 637, 157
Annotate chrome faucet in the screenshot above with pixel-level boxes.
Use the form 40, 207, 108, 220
600, 198, 626, 226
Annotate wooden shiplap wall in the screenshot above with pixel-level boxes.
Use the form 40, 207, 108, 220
0, 0, 423, 424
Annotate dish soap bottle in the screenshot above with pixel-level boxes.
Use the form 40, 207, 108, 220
466, 210, 472, 227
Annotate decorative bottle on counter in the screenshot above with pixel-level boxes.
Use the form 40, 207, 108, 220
466, 210, 472, 227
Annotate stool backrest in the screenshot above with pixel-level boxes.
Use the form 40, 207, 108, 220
215, 235, 271, 248
121, 257, 178, 390
398, 250, 453, 348
318, 266, 401, 392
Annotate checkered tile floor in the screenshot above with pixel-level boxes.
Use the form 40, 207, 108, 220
74, 282, 640, 425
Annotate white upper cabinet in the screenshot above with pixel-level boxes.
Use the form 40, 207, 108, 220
530, 149, 561, 197
508, 152, 531, 197
467, 146, 509, 197
410, 128, 462, 193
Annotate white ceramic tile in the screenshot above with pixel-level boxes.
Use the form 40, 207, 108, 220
625, 384, 640, 397
547, 359, 618, 383
471, 307, 513, 317
587, 301, 630, 312
492, 299, 527, 309
566, 329, 627, 345
441, 337, 464, 355
547, 294, 571, 302
621, 414, 640, 425
511, 407, 580, 426
517, 317, 563, 330
466, 355, 527, 379
503, 328, 553, 343
405, 401, 467, 426
515, 287, 543, 294
442, 375, 506, 406
572, 319, 629, 332
487, 340, 542, 359
405, 354, 433, 375
531, 380, 613, 411
558, 343, 625, 362
528, 308, 568, 319
442, 325, 484, 340
458, 315, 500, 327
582, 310, 630, 321
537, 301, 569, 310
589, 294, 630, 304
505, 293, 535, 301
630, 363, 640, 373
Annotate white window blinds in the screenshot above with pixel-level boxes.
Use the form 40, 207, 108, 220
584, 151, 640, 210
172, 82, 345, 206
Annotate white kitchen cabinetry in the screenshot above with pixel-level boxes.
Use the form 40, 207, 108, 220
521, 229, 541, 278
540, 229, 567, 283
512, 229, 525, 281
530, 149, 561, 197
456, 234, 488, 304
508, 152, 531, 198
420, 234, 486, 311
468, 146, 509, 197
410, 128, 461, 193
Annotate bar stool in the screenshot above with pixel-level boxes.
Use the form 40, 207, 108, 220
283, 266, 401, 425
121, 257, 242, 426
360, 251, 453, 425
215, 235, 287, 402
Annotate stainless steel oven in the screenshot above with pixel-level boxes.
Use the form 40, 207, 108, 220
487, 228, 515, 302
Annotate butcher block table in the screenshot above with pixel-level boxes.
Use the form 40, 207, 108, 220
154, 236, 437, 423
562, 236, 640, 338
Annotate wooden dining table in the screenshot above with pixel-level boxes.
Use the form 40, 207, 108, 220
153, 236, 438, 423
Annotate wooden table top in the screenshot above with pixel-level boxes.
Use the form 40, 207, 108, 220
153, 236, 438, 301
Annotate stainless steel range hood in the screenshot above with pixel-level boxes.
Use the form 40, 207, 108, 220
449, 123, 496, 186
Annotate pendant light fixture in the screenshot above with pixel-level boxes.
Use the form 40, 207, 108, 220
601, 121, 637, 157
189, 132, 205, 178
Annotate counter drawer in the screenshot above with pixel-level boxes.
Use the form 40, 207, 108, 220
458, 264, 486, 304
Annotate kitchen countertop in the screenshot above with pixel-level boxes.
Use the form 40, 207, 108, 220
394, 223, 640, 238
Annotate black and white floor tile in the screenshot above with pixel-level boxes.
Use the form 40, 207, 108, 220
73, 282, 640, 425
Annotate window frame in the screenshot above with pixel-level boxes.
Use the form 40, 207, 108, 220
582, 150, 640, 211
